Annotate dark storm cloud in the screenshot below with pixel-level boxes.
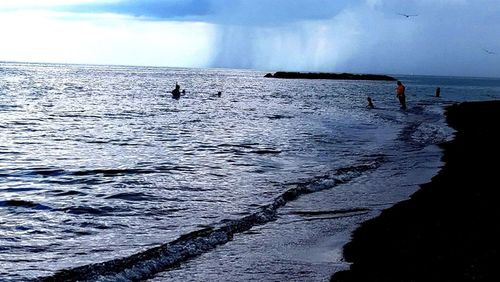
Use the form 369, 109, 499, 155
208, 0, 500, 77
63, 0, 213, 20
36, 0, 500, 76
64, 0, 355, 24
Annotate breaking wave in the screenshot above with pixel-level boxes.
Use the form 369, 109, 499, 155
39, 156, 385, 282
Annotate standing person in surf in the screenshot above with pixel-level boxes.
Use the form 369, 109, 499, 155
395, 80, 407, 110
435, 87, 441, 97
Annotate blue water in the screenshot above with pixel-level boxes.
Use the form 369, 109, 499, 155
1, 62, 499, 281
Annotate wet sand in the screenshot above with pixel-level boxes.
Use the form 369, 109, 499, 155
331, 101, 500, 282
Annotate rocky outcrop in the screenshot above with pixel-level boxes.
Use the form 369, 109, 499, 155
264, 72, 396, 81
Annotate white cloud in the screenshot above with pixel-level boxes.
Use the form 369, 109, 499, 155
0, 0, 118, 9
0, 11, 216, 67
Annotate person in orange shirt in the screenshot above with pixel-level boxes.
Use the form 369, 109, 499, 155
395, 81, 407, 110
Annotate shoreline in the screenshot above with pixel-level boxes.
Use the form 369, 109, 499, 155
331, 100, 500, 281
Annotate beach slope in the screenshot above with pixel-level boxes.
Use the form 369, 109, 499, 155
331, 101, 500, 282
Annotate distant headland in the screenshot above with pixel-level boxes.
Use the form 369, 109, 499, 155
264, 72, 396, 81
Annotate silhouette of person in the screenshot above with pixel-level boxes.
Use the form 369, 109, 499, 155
172, 83, 181, 99
435, 87, 441, 97
367, 97, 375, 109
395, 81, 407, 110
217, 91, 222, 97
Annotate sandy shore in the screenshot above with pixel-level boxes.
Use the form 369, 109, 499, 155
331, 101, 500, 281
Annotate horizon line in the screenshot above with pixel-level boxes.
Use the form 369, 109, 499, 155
1, 59, 499, 80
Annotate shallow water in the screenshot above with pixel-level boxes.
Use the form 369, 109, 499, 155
1, 63, 499, 281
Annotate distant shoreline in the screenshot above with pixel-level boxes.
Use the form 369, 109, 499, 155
331, 100, 500, 281
264, 72, 396, 81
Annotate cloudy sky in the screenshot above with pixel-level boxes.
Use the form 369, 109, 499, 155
0, 0, 499, 77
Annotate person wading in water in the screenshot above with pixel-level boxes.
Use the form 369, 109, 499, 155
172, 83, 181, 99
395, 80, 407, 110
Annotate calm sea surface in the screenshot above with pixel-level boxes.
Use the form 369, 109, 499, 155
1, 63, 499, 281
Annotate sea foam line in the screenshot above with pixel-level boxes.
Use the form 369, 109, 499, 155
38, 156, 385, 282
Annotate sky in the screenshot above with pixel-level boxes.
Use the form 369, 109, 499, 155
0, 0, 499, 77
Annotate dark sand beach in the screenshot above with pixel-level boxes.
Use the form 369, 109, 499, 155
331, 101, 500, 282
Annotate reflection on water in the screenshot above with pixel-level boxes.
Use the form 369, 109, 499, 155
1, 63, 500, 280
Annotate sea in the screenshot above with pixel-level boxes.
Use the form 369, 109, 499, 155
1, 62, 499, 281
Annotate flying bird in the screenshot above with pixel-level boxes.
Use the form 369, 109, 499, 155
482, 48, 496, 55
397, 13, 418, 18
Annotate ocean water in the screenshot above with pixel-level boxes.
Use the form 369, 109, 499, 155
1, 62, 499, 281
